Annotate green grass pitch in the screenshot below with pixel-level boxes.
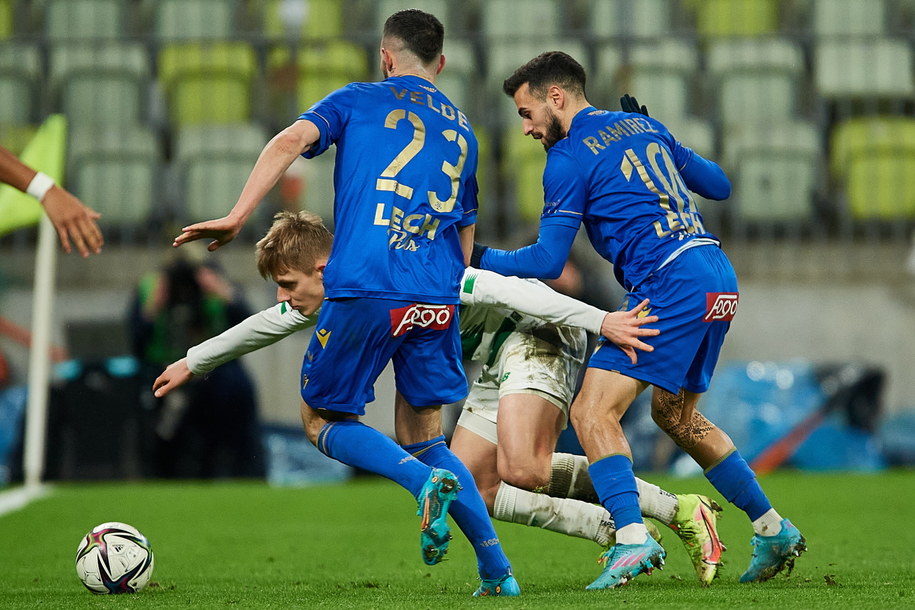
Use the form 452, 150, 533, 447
0, 470, 913, 608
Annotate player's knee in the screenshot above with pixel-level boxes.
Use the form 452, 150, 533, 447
568, 403, 593, 432
497, 459, 549, 493
650, 388, 684, 430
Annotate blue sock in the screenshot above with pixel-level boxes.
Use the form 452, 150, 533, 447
317, 420, 429, 497
588, 455, 642, 530
402, 435, 512, 580
705, 450, 772, 521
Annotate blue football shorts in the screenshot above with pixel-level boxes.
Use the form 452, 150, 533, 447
588, 244, 738, 395
299, 297, 468, 415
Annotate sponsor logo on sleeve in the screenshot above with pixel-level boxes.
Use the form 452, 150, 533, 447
704, 293, 739, 322
390, 304, 455, 337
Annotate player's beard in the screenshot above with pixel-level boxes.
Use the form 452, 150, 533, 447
540, 108, 566, 151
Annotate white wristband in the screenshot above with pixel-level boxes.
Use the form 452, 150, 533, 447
26, 171, 55, 202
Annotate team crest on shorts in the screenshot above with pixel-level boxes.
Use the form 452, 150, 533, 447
704, 292, 739, 322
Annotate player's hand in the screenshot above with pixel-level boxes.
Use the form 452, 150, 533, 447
152, 358, 195, 398
41, 185, 103, 257
173, 216, 242, 251
599, 298, 659, 365
620, 93, 649, 117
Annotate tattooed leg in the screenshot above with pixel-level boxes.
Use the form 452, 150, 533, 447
650, 387, 735, 469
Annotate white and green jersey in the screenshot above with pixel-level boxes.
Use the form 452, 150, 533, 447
186, 268, 606, 375
457, 268, 604, 366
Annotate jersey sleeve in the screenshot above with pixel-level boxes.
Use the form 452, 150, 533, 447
479, 221, 578, 279
459, 171, 480, 227
541, 146, 589, 229
460, 267, 605, 334
298, 84, 358, 159
671, 138, 731, 201
186, 302, 317, 375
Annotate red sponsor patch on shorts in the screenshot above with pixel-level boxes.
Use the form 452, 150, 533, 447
704, 292, 739, 322
390, 304, 455, 337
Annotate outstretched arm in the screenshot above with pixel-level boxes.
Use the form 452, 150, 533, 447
152, 302, 316, 397
461, 268, 659, 364
0, 145, 103, 257
476, 222, 578, 279
173, 119, 320, 251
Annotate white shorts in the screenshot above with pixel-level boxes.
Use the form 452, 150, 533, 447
457, 324, 586, 444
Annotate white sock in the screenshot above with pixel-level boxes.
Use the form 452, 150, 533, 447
615, 522, 650, 545
752, 508, 784, 536
634, 478, 678, 525
493, 481, 616, 546
548, 453, 598, 503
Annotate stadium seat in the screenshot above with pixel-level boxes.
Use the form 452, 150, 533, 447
688, 0, 780, 39
830, 117, 915, 220
158, 41, 258, 126
261, 0, 343, 40
266, 39, 368, 119
0, 0, 12, 38
481, 0, 562, 40
298, 145, 336, 224
588, 0, 674, 40
815, 39, 915, 99
723, 120, 821, 223
0, 123, 37, 155
0, 42, 42, 125
44, 0, 125, 41
590, 43, 623, 108
706, 38, 805, 129
49, 42, 150, 127
433, 38, 479, 116
811, 0, 886, 36
67, 125, 161, 227
174, 122, 268, 224
473, 125, 493, 218
501, 128, 546, 224
666, 118, 716, 160
153, 0, 237, 41
624, 39, 698, 125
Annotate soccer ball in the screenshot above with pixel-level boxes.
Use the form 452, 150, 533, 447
75, 522, 154, 594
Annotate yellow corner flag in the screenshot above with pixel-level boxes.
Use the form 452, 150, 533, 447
0, 114, 68, 236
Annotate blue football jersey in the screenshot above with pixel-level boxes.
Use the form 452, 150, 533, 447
541, 108, 728, 291
299, 75, 479, 304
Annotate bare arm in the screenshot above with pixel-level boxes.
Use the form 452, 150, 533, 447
458, 223, 475, 266
173, 119, 321, 251
0, 145, 103, 257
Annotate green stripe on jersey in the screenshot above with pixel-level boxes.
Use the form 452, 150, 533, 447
462, 273, 477, 295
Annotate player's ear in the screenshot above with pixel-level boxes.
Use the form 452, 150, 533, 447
548, 85, 564, 108
379, 47, 393, 71
436, 54, 446, 76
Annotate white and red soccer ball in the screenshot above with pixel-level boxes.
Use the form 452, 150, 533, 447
75, 522, 154, 594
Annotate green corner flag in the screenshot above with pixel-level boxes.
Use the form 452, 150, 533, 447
0, 114, 68, 236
